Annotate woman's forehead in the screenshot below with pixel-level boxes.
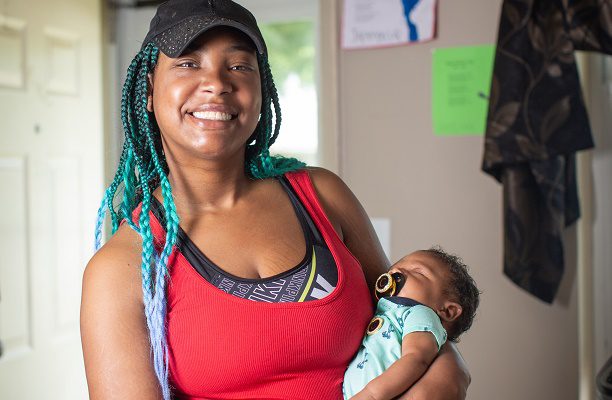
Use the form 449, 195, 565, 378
181, 26, 257, 56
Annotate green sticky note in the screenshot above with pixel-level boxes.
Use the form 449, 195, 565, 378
432, 45, 495, 136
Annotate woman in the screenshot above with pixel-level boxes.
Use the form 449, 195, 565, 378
80, 0, 470, 399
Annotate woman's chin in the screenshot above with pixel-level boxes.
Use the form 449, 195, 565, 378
182, 142, 247, 164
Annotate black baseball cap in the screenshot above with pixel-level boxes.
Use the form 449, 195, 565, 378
142, 0, 267, 58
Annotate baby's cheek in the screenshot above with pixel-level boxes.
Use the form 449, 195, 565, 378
396, 284, 417, 299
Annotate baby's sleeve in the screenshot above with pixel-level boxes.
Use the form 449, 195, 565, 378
401, 305, 447, 350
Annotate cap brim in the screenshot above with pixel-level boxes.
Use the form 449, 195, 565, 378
153, 17, 266, 58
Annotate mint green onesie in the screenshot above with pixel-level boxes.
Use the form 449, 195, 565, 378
343, 297, 447, 399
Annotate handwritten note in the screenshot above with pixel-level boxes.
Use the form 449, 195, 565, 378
342, 0, 437, 50
432, 45, 495, 136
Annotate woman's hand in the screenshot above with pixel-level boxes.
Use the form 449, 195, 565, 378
398, 342, 470, 400
350, 389, 380, 400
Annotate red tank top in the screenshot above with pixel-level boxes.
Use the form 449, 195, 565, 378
147, 170, 372, 399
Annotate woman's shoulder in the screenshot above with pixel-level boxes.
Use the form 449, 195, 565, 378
304, 166, 345, 191
294, 167, 355, 205
303, 167, 363, 230
83, 224, 144, 304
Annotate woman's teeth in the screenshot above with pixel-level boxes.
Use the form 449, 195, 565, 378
191, 111, 233, 121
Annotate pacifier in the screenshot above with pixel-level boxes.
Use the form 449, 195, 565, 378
374, 271, 406, 300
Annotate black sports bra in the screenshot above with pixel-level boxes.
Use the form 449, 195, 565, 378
150, 177, 338, 302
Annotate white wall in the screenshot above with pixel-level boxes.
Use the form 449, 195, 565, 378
338, 1, 582, 399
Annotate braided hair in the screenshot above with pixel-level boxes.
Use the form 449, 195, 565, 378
94, 42, 305, 399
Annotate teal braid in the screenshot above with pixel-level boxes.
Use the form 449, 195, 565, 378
107, 49, 148, 230
120, 149, 139, 231
246, 54, 305, 179
135, 44, 178, 398
104, 145, 129, 232
133, 43, 174, 400
265, 58, 283, 147
94, 195, 107, 251
94, 42, 174, 399
120, 43, 158, 394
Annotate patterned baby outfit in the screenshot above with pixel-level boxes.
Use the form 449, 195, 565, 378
343, 297, 447, 399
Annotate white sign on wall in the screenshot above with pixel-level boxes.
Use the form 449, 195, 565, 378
342, 0, 437, 50
371, 217, 391, 260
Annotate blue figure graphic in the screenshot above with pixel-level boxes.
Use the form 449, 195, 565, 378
382, 324, 395, 339
401, 0, 419, 42
357, 351, 369, 369
398, 308, 411, 330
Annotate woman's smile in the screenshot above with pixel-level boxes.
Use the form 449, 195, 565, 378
186, 103, 239, 129
191, 111, 233, 121
186, 112, 236, 130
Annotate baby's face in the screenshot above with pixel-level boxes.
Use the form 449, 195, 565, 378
388, 251, 452, 311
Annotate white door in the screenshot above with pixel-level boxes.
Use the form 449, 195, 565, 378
0, 0, 103, 398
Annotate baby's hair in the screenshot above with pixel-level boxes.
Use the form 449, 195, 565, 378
424, 246, 480, 342
94, 42, 304, 400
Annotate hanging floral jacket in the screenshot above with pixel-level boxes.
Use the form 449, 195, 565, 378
483, 0, 612, 302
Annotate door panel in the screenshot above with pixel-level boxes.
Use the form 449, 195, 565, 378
0, 0, 103, 398
0, 157, 31, 354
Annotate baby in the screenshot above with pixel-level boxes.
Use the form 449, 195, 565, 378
343, 246, 480, 400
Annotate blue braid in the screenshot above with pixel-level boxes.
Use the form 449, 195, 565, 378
134, 43, 177, 399
94, 195, 108, 251
132, 43, 174, 399
96, 42, 173, 399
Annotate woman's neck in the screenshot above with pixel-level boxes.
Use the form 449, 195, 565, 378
162, 157, 255, 215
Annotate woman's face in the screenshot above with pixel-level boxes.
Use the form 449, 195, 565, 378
148, 27, 262, 164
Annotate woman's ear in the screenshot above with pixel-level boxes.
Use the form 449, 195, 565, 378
147, 73, 154, 112
437, 301, 463, 323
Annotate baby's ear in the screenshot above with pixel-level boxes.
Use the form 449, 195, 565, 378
437, 301, 462, 323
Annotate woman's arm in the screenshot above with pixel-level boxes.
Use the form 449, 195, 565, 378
308, 167, 389, 289
353, 332, 439, 400
309, 167, 470, 400
399, 343, 470, 400
80, 225, 163, 400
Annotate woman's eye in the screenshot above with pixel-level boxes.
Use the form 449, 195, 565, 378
177, 61, 197, 68
230, 65, 252, 71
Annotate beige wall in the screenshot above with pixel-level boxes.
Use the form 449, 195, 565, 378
337, 1, 579, 399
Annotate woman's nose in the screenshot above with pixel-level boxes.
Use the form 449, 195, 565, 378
199, 68, 232, 95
